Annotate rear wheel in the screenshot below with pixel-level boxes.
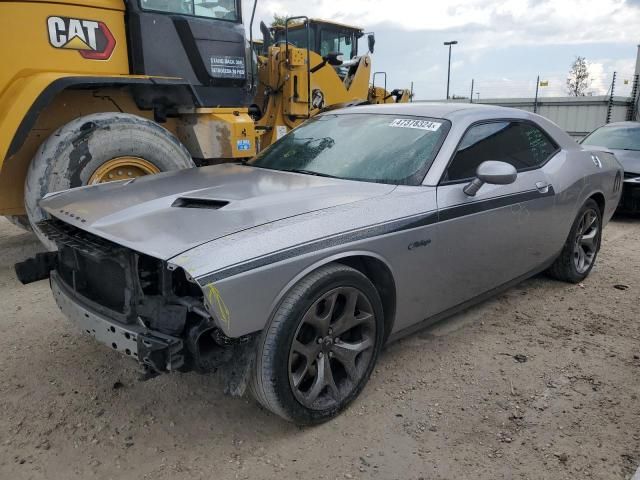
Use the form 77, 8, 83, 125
250, 264, 384, 424
24, 112, 195, 249
547, 198, 602, 283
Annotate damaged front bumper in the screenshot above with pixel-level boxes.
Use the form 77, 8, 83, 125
619, 176, 640, 213
51, 271, 185, 373
15, 218, 258, 393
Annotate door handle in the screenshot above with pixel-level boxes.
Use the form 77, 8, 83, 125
535, 181, 550, 194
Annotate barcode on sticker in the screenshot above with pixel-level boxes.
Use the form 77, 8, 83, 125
389, 119, 442, 131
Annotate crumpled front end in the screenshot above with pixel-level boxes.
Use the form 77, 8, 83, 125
16, 218, 256, 393
620, 172, 640, 213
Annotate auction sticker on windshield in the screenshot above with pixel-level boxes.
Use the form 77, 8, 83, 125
389, 119, 442, 131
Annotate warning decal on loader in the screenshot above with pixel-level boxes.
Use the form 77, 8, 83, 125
210, 55, 246, 79
47, 16, 116, 60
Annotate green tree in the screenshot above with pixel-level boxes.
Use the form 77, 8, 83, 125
567, 56, 590, 96
272, 14, 287, 27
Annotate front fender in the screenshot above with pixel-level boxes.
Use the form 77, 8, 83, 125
0, 73, 184, 164
267, 250, 396, 325
191, 249, 395, 339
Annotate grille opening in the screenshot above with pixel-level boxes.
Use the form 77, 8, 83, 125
47, 219, 208, 328
171, 198, 229, 209
58, 246, 127, 313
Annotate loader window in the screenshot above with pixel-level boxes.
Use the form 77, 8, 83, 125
140, 0, 239, 21
274, 28, 315, 50
320, 31, 356, 58
249, 114, 450, 186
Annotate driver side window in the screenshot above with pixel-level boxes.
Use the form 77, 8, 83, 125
444, 121, 558, 182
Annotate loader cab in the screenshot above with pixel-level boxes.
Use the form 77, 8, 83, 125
125, 0, 253, 108
272, 20, 364, 60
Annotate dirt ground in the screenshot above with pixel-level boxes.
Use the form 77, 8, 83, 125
0, 216, 639, 480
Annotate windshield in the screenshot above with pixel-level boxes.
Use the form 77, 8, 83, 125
320, 30, 356, 58
140, 0, 239, 21
248, 114, 449, 185
582, 124, 640, 151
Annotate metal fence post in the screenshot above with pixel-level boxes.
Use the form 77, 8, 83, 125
628, 74, 639, 121
470, 79, 474, 104
606, 72, 617, 124
534, 75, 540, 113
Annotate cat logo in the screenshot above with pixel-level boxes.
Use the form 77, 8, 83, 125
47, 16, 116, 60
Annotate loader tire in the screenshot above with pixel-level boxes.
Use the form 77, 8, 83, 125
5, 215, 32, 232
24, 113, 195, 250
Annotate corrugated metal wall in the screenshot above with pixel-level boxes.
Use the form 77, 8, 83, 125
440, 96, 635, 139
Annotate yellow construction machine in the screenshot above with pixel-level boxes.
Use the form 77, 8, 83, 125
0, 0, 409, 244
252, 17, 411, 147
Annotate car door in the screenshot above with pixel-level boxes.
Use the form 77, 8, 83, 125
430, 120, 559, 313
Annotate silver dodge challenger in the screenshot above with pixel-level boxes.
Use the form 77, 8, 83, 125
16, 104, 623, 424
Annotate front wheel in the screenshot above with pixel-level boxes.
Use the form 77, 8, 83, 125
24, 112, 195, 250
547, 198, 602, 283
250, 264, 385, 424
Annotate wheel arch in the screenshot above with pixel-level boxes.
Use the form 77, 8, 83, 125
270, 251, 398, 342
335, 255, 397, 341
5, 76, 200, 161
589, 191, 605, 217
0, 75, 199, 216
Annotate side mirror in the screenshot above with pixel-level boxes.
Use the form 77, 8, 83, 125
260, 21, 272, 51
463, 161, 517, 196
367, 33, 376, 53
324, 51, 344, 66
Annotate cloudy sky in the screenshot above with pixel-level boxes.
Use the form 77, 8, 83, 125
242, 0, 640, 100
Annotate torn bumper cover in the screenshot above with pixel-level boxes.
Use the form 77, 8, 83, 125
619, 176, 640, 213
15, 219, 258, 393
51, 271, 185, 373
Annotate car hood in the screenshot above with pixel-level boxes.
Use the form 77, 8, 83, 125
582, 145, 640, 175
40, 164, 395, 260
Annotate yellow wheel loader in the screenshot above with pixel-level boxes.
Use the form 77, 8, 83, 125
0, 0, 408, 247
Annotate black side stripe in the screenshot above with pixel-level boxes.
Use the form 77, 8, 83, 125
196, 186, 555, 285
197, 211, 439, 285
439, 185, 555, 222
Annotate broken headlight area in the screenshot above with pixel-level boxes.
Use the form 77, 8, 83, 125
16, 219, 256, 393
620, 175, 640, 213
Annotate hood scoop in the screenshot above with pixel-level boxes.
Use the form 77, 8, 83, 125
171, 197, 229, 210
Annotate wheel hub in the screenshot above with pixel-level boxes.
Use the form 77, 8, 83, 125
572, 207, 599, 274
88, 156, 161, 184
288, 286, 377, 411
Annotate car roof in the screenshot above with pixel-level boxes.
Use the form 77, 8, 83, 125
321, 101, 578, 153
326, 102, 535, 122
595, 121, 640, 128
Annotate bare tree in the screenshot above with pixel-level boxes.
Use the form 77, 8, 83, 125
567, 56, 590, 96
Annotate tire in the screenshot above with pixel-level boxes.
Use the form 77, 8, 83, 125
547, 198, 602, 283
250, 263, 385, 424
5, 215, 32, 232
24, 112, 195, 250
